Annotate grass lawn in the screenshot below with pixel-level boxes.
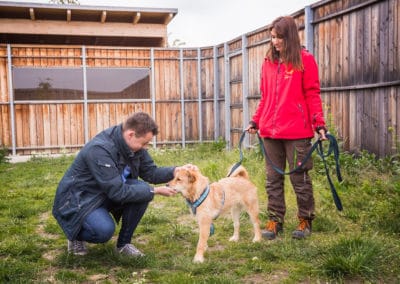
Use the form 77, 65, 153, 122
1, 141, 400, 283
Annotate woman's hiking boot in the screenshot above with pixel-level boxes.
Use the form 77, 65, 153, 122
292, 218, 312, 239
261, 220, 283, 240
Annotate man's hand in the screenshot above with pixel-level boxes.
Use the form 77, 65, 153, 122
153, 186, 177, 197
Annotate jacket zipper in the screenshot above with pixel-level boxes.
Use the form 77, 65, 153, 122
272, 61, 281, 137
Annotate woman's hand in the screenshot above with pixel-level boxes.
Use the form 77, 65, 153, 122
245, 124, 258, 134
318, 128, 328, 141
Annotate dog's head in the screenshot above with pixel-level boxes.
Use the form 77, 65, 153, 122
167, 167, 208, 202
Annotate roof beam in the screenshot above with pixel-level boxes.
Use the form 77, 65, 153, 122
29, 8, 35, 20
132, 12, 140, 24
0, 19, 167, 38
101, 10, 106, 23
164, 13, 173, 25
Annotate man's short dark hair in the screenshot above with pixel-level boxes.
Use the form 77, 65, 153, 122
123, 112, 159, 136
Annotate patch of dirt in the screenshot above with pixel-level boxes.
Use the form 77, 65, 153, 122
36, 212, 58, 239
42, 249, 63, 261
242, 270, 290, 284
88, 274, 109, 281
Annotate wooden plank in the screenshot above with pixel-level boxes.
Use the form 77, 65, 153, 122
370, 3, 379, 82
184, 102, 198, 141
0, 19, 168, 38
22, 104, 30, 154
48, 104, 57, 153
341, 13, 349, 86
379, 0, 389, 82
0, 56, 9, 103
348, 91, 361, 152
69, 104, 77, 147
387, 0, 396, 80
348, 11, 357, 85
55, 104, 64, 147
63, 104, 71, 146
76, 103, 84, 147
202, 101, 214, 140
88, 103, 96, 139
41, 104, 50, 150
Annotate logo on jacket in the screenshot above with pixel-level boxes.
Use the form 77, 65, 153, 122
284, 69, 294, 79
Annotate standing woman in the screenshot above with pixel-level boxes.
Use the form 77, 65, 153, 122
246, 16, 327, 240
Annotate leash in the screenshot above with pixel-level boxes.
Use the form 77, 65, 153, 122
229, 131, 343, 211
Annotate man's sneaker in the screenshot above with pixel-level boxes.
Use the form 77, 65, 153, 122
292, 218, 312, 239
67, 240, 87, 255
261, 220, 283, 240
116, 244, 145, 257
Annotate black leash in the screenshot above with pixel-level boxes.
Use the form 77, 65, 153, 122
228, 131, 343, 211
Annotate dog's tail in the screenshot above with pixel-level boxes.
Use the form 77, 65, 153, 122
227, 165, 249, 179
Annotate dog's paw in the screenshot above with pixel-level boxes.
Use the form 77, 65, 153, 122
193, 254, 204, 263
229, 236, 239, 242
252, 236, 261, 242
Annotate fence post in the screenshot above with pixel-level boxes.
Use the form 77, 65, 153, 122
6, 44, 16, 155
224, 43, 231, 149
304, 5, 314, 54
179, 48, 186, 148
197, 47, 203, 142
82, 46, 89, 144
150, 48, 156, 148
213, 46, 220, 140
242, 35, 249, 148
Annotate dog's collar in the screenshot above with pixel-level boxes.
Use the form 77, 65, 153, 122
187, 184, 210, 215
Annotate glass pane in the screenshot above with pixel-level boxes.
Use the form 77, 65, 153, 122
13, 68, 83, 100
87, 68, 150, 100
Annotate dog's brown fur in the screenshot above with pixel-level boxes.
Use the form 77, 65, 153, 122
167, 165, 261, 263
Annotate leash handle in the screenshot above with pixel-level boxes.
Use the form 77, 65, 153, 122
233, 130, 343, 211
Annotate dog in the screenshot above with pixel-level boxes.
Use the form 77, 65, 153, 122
167, 165, 262, 263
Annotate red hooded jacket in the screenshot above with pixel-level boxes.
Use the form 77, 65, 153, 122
251, 49, 326, 139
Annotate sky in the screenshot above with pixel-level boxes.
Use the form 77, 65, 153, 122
3, 0, 318, 47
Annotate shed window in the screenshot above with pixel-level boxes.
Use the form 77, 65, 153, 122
87, 68, 150, 100
12, 67, 150, 101
13, 67, 83, 101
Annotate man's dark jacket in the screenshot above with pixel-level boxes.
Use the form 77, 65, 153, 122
52, 124, 175, 240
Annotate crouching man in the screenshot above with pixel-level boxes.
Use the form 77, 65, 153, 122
53, 112, 191, 257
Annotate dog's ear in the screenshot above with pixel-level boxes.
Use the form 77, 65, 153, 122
187, 170, 197, 183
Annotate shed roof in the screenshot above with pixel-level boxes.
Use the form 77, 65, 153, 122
0, 1, 178, 47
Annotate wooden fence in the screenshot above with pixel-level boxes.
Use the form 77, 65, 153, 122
0, 0, 399, 157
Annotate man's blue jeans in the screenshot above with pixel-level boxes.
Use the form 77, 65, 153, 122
76, 179, 150, 248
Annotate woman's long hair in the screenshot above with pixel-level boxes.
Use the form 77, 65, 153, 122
266, 16, 303, 71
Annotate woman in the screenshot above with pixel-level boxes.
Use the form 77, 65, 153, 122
246, 16, 327, 240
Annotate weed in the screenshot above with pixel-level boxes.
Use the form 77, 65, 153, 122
0, 145, 10, 164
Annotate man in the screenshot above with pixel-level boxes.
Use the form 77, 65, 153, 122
53, 112, 192, 257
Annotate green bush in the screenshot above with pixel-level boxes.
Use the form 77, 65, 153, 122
0, 145, 10, 164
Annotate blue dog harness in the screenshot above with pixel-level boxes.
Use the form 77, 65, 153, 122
186, 184, 225, 236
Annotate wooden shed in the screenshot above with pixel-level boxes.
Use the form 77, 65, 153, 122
0, 1, 180, 155
0, 1, 177, 47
